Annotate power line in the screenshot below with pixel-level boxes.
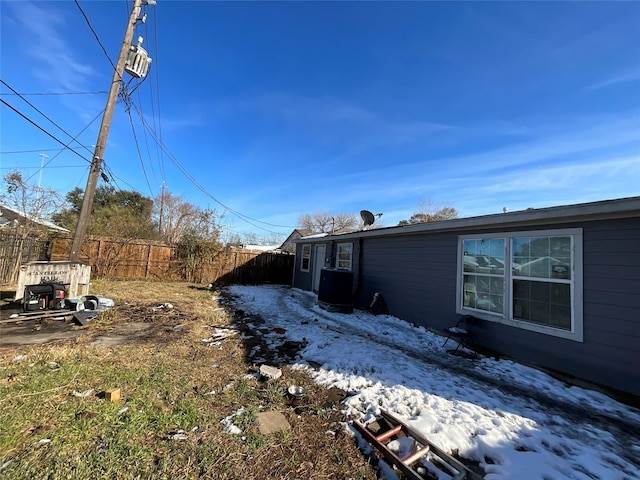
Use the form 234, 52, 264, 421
135, 85, 159, 186
0, 165, 87, 170
122, 89, 154, 196
0, 80, 96, 158
128, 100, 298, 233
151, 7, 166, 180
0, 146, 95, 154
0, 91, 108, 96
74, 0, 117, 72
0, 98, 93, 165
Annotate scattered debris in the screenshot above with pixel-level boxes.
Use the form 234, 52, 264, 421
0, 460, 13, 471
105, 388, 121, 403
117, 406, 129, 415
259, 364, 282, 380
38, 438, 51, 446
273, 327, 286, 334
167, 430, 188, 441
72, 310, 99, 326
72, 388, 95, 398
66, 295, 115, 311
47, 361, 60, 370
200, 326, 240, 347
159, 303, 173, 310
12, 354, 28, 362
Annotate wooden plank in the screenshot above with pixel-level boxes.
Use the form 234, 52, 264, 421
0, 312, 73, 324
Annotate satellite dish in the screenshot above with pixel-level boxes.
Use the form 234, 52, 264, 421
360, 210, 383, 229
360, 210, 375, 227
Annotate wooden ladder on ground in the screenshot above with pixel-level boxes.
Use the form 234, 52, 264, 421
353, 410, 484, 480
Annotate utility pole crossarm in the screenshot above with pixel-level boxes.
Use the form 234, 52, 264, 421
69, 0, 145, 263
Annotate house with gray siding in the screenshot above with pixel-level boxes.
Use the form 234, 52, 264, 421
292, 197, 640, 396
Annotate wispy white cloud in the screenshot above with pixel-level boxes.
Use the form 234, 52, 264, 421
585, 71, 640, 91
6, 2, 95, 92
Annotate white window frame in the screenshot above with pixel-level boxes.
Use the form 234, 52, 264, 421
336, 243, 353, 270
456, 228, 583, 342
300, 244, 311, 272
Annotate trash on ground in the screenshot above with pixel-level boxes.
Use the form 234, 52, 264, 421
105, 387, 121, 403
38, 438, 51, 446
66, 295, 114, 312
12, 354, 28, 362
274, 327, 286, 334
167, 430, 188, 441
72, 388, 95, 398
259, 364, 282, 380
72, 310, 99, 326
200, 326, 240, 346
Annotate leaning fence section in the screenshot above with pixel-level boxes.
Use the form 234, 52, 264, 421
0, 230, 51, 284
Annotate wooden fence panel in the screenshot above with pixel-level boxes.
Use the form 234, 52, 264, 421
49, 236, 294, 285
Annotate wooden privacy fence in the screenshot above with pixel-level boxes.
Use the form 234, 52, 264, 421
0, 230, 51, 284
49, 235, 294, 285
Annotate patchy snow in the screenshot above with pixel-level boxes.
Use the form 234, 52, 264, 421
224, 285, 640, 480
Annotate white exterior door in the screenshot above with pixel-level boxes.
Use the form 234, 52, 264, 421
312, 244, 326, 293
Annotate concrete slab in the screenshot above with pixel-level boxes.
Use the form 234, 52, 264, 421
256, 411, 291, 435
0, 321, 83, 346
89, 322, 151, 347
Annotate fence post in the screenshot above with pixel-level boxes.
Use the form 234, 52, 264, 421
145, 243, 152, 279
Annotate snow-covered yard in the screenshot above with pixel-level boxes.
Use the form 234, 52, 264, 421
224, 285, 640, 480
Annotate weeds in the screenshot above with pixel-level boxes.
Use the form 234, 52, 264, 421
0, 280, 376, 480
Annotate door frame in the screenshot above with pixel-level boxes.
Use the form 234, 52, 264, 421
312, 244, 326, 293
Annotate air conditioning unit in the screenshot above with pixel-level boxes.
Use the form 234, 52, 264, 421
317, 268, 354, 313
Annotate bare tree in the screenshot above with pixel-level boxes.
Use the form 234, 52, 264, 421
0, 171, 65, 280
298, 211, 360, 234
153, 191, 200, 244
398, 199, 458, 225
1, 171, 64, 227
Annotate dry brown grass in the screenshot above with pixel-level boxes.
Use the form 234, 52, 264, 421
0, 280, 377, 479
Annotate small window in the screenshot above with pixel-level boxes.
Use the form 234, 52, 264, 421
300, 244, 311, 272
336, 243, 353, 270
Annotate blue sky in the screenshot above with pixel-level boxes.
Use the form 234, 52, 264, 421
1, 1, 639, 240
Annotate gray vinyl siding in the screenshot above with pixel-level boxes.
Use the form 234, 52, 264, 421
292, 243, 313, 291
354, 233, 459, 326
293, 214, 640, 395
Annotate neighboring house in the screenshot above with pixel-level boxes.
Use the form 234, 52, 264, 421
0, 204, 69, 232
279, 229, 307, 253
292, 196, 640, 396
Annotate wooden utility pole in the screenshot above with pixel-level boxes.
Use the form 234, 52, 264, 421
69, 0, 145, 262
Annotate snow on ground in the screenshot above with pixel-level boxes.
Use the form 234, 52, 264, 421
224, 285, 640, 480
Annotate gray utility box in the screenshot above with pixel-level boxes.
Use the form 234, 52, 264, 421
317, 268, 354, 313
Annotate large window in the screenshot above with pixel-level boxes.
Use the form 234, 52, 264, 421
457, 229, 583, 341
336, 243, 353, 270
300, 244, 311, 272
